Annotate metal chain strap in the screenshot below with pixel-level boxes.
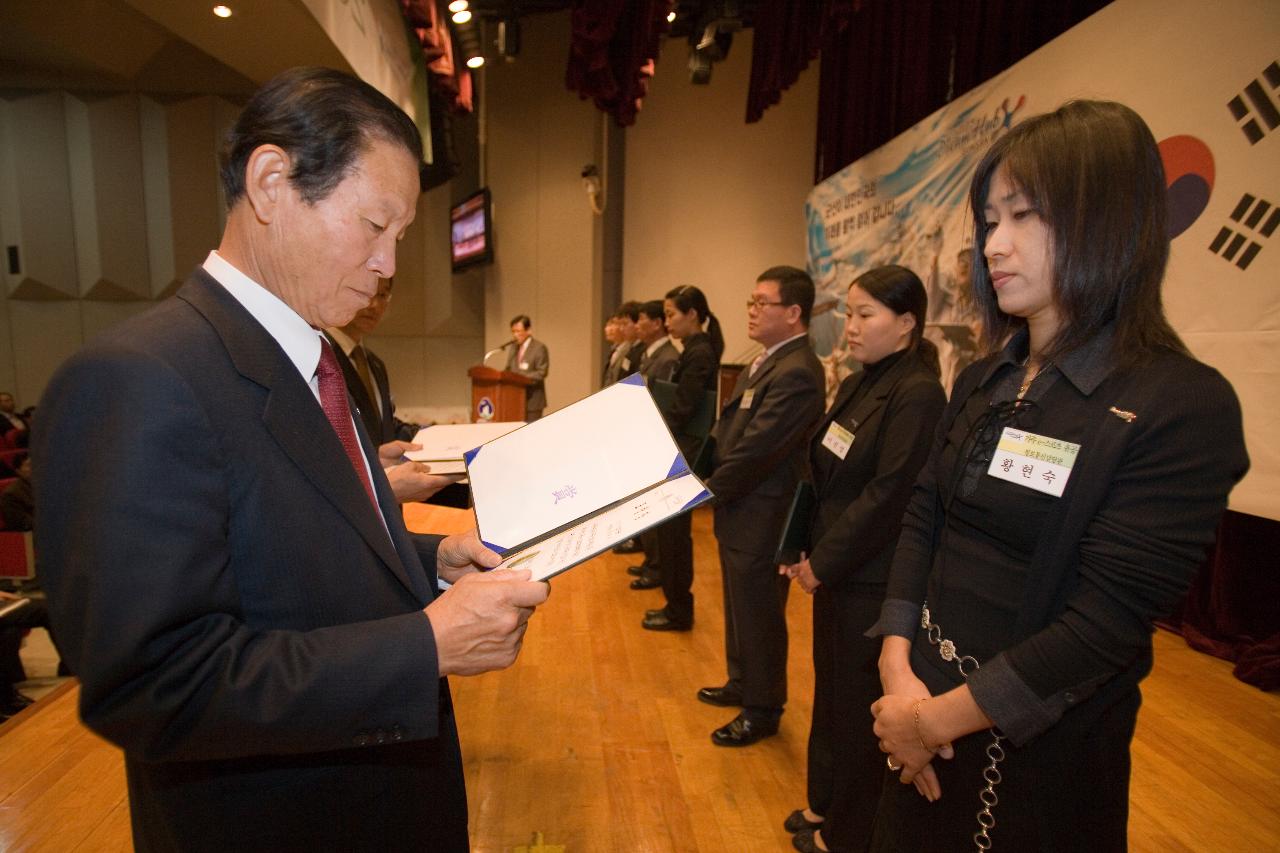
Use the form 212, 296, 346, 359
921, 603, 1007, 851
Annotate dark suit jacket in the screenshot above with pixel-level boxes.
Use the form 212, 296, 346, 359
709, 335, 825, 555
506, 337, 549, 413
808, 350, 945, 587
662, 332, 719, 461
325, 333, 397, 444
33, 269, 468, 852
639, 338, 679, 383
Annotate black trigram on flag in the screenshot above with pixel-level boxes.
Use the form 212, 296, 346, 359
1209, 194, 1278, 271
1228, 61, 1280, 144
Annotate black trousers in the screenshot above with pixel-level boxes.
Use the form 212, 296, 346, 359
806, 583, 886, 853
718, 541, 790, 712
655, 512, 693, 623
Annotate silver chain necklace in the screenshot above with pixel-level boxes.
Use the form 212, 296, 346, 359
921, 603, 1007, 851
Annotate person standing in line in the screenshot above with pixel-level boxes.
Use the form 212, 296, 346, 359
506, 314, 549, 420
699, 266, 825, 747
33, 67, 548, 853
626, 299, 682, 590
780, 266, 945, 853
641, 285, 723, 632
868, 100, 1247, 851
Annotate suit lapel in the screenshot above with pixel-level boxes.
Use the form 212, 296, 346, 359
727, 336, 807, 406
179, 271, 420, 598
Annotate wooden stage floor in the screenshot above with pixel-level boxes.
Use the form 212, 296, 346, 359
1, 506, 1277, 851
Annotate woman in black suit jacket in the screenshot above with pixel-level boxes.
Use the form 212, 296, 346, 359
783, 266, 945, 853
868, 101, 1247, 852
642, 285, 724, 631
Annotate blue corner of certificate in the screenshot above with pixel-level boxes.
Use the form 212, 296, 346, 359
681, 489, 711, 512
480, 537, 508, 557
463, 446, 482, 466
667, 454, 690, 479
621, 372, 645, 387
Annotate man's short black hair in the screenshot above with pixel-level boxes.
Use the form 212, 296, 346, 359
614, 301, 642, 322
510, 315, 532, 329
219, 66, 424, 208
638, 300, 665, 322
757, 265, 815, 326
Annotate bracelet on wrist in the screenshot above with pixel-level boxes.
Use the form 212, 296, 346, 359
913, 699, 936, 752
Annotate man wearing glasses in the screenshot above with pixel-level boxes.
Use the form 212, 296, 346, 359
699, 266, 825, 746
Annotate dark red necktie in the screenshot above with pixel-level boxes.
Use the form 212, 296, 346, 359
316, 337, 378, 509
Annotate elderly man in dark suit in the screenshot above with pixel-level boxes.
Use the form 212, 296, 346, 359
700, 266, 825, 747
33, 67, 548, 853
505, 314, 550, 420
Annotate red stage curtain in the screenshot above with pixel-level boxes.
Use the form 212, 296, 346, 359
565, 0, 673, 127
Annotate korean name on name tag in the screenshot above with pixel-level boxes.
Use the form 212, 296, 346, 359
821, 421, 855, 460
986, 427, 1080, 498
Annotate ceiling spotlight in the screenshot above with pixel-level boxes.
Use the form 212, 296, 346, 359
212, 5, 232, 17
466, 55, 485, 69
447, 0, 469, 11
452, 9, 472, 24
667, 11, 676, 23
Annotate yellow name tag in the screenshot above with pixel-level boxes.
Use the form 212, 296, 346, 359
821, 421, 855, 460
520, 362, 530, 370
986, 427, 1080, 497
741, 388, 756, 409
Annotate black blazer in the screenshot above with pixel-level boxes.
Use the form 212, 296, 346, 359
34, 270, 468, 851
709, 335, 825, 555
662, 332, 719, 460
807, 350, 945, 587
325, 333, 397, 444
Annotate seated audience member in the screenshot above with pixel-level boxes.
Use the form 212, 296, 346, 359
1, 454, 33, 531
627, 300, 681, 588
0, 591, 63, 719
0, 392, 28, 447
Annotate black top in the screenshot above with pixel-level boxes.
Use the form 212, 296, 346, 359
873, 327, 1249, 746
807, 348, 945, 588
664, 332, 719, 457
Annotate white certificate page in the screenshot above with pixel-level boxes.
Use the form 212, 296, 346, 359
467, 377, 686, 553
494, 472, 710, 581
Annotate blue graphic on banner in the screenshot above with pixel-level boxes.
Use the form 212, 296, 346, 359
806, 77, 1026, 391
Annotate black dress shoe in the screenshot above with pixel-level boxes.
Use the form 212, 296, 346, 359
629, 574, 661, 590
710, 713, 778, 747
644, 607, 665, 618
612, 538, 643, 554
783, 809, 824, 834
697, 685, 743, 707
641, 610, 692, 631
626, 564, 645, 576
792, 826, 830, 853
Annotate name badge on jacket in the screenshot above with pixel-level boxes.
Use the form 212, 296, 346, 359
821, 421, 855, 460
741, 388, 756, 409
520, 362, 530, 370
986, 427, 1080, 497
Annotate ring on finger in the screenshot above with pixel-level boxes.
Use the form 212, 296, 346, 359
886, 756, 902, 772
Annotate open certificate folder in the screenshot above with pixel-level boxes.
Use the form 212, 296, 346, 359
403, 421, 525, 474
465, 373, 713, 581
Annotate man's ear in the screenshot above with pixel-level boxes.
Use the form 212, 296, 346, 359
243, 144, 291, 224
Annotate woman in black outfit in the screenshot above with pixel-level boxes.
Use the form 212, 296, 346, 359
868, 100, 1249, 852
642, 285, 723, 631
783, 267, 946, 853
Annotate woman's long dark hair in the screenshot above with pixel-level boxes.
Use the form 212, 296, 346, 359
665, 284, 725, 361
968, 99, 1187, 365
851, 265, 940, 375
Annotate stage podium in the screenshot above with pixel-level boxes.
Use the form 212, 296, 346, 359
467, 366, 533, 422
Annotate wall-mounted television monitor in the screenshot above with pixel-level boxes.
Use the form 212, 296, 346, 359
450, 188, 493, 271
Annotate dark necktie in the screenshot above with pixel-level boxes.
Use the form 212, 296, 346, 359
316, 337, 378, 509
351, 345, 380, 414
